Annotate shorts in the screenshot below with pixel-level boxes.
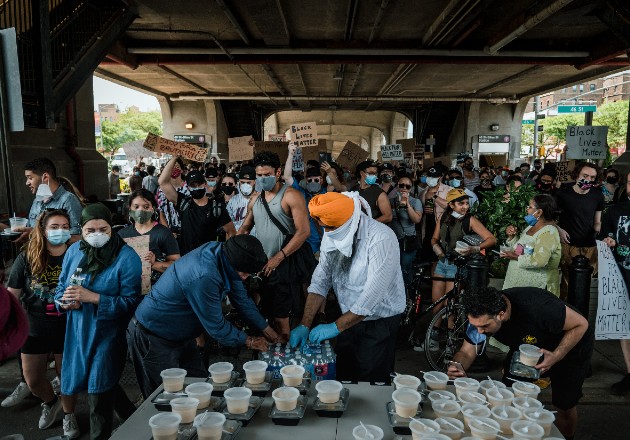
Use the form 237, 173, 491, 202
21, 314, 66, 354
434, 259, 457, 279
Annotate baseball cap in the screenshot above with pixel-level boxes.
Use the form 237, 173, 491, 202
380, 163, 394, 172
427, 167, 443, 178
355, 160, 376, 175
187, 170, 206, 185
446, 188, 469, 203
204, 168, 218, 178
239, 165, 255, 180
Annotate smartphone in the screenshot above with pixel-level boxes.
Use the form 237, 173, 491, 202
54, 299, 68, 307
319, 152, 333, 165
449, 361, 465, 373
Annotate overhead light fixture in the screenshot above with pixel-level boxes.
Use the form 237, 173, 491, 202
333, 67, 344, 81
490, 124, 500, 131
185, 122, 194, 129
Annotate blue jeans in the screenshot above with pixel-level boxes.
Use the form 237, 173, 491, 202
401, 249, 416, 285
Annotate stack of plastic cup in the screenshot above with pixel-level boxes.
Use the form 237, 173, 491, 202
223, 387, 252, 414
208, 362, 233, 383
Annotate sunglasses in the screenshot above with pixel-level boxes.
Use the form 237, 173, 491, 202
398, 184, 412, 189
306, 178, 321, 183
221, 182, 236, 187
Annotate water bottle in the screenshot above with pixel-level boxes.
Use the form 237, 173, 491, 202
69, 267, 86, 286
268, 355, 285, 380
325, 349, 336, 380
283, 348, 293, 363
313, 354, 328, 381
273, 343, 283, 357
290, 354, 305, 367
303, 353, 315, 377
259, 352, 271, 363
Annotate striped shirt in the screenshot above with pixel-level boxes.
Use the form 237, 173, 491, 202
308, 213, 406, 320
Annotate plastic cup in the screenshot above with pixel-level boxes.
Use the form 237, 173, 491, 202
522, 409, 555, 436
280, 365, 305, 387
160, 368, 187, 392
435, 417, 464, 440
9, 217, 27, 231
272, 386, 300, 411
511, 420, 545, 440
352, 424, 384, 440
149, 412, 182, 440
479, 380, 507, 397
170, 397, 199, 423
243, 360, 268, 385
512, 381, 541, 399
208, 362, 233, 384
459, 391, 487, 405
185, 382, 213, 409
223, 387, 252, 414
428, 390, 457, 405
491, 405, 522, 434
468, 417, 501, 440
460, 403, 491, 427
409, 418, 441, 439
432, 399, 461, 420
519, 344, 542, 367
392, 388, 422, 418
453, 378, 480, 399
424, 371, 449, 390
486, 387, 514, 408
316, 380, 343, 404
394, 374, 421, 390
418, 435, 451, 440
194, 412, 225, 440
512, 397, 543, 414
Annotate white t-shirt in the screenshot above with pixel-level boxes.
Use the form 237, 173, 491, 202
227, 192, 255, 235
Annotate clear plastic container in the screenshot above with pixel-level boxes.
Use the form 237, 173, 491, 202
432, 399, 462, 420
170, 397, 199, 423
9, 217, 27, 231
428, 390, 457, 405
512, 397, 543, 414
272, 386, 300, 411
459, 391, 487, 405
149, 412, 182, 440
519, 344, 542, 367
486, 387, 514, 408
352, 424, 384, 440
511, 420, 545, 440
208, 362, 234, 384
490, 405, 522, 434
193, 412, 226, 440
160, 368, 187, 393
185, 382, 213, 409
435, 417, 464, 440
512, 381, 541, 399
243, 360, 268, 385
479, 380, 506, 397
461, 403, 491, 426
423, 371, 449, 390
393, 374, 421, 390
315, 380, 343, 404
392, 388, 422, 418
409, 418, 441, 439
468, 417, 501, 440
223, 387, 252, 414
453, 378, 480, 399
522, 408, 555, 436
280, 365, 305, 387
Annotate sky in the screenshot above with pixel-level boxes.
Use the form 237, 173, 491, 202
92, 76, 160, 112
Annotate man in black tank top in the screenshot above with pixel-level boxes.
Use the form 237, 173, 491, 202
352, 160, 392, 224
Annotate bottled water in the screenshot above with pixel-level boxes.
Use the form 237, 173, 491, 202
69, 267, 86, 286
268, 355, 285, 380
325, 349, 336, 380
283, 348, 293, 363
259, 352, 271, 363
303, 353, 315, 377
273, 343, 283, 357
289, 354, 305, 367
313, 354, 328, 381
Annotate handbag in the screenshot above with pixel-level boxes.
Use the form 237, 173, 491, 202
259, 191, 318, 283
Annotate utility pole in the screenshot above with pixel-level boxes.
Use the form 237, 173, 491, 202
532, 96, 540, 160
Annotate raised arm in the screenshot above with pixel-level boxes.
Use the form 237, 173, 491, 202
283, 142, 297, 186
158, 156, 179, 204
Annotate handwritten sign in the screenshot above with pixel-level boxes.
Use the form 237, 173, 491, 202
228, 136, 254, 162
566, 126, 608, 160
123, 139, 154, 160
143, 133, 208, 163
268, 134, 286, 142
123, 235, 151, 295
596, 240, 630, 340
381, 144, 404, 161
334, 141, 369, 171
555, 160, 576, 182
292, 147, 304, 171
290, 122, 318, 148
396, 138, 417, 154
254, 141, 289, 164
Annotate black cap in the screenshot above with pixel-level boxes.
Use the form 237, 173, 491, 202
355, 160, 376, 175
186, 170, 206, 184
204, 168, 218, 178
223, 235, 268, 274
306, 167, 322, 178
427, 167, 442, 178
111, 165, 120, 171
380, 163, 394, 172
239, 165, 256, 180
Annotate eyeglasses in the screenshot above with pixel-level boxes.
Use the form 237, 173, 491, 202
306, 178, 321, 183
221, 182, 236, 187
398, 184, 412, 189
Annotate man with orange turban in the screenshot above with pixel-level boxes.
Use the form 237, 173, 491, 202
289, 192, 406, 383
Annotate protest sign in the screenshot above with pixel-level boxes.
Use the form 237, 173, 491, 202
143, 133, 208, 162
228, 136, 254, 162
555, 160, 576, 182
566, 126, 608, 160
268, 134, 286, 142
396, 138, 417, 154
334, 141, 369, 171
381, 144, 404, 161
123, 235, 151, 295
123, 140, 154, 161
596, 240, 630, 340
290, 122, 318, 147
292, 147, 304, 171
254, 141, 289, 164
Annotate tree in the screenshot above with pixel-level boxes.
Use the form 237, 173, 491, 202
96, 109, 163, 157
593, 100, 628, 150
542, 114, 582, 148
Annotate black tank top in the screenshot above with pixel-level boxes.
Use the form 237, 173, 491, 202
358, 184, 384, 219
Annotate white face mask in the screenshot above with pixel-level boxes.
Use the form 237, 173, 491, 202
426, 177, 439, 188
35, 182, 53, 202
84, 232, 110, 248
239, 182, 253, 196
451, 211, 464, 219
326, 175, 332, 185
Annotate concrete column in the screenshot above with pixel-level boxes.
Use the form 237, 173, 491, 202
264, 113, 279, 139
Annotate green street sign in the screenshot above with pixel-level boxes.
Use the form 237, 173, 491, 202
522, 119, 534, 124
558, 105, 597, 113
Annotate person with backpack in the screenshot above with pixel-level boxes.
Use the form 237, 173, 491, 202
142, 165, 159, 193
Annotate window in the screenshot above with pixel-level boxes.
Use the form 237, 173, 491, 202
572, 85, 577, 92
579, 84, 584, 92
589, 84, 596, 91
562, 88, 567, 93
547, 100, 550, 107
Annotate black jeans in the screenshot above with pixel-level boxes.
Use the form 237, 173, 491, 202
335, 314, 401, 384
127, 318, 207, 398
88, 384, 129, 440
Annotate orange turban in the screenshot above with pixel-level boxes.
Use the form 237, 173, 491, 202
308, 192, 354, 227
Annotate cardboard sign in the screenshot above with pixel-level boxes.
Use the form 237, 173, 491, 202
123, 235, 151, 295
596, 240, 630, 340
566, 126, 608, 160
396, 138, 417, 154
555, 160, 576, 182
292, 147, 304, 172
381, 144, 404, 161
334, 141, 369, 171
290, 122, 318, 147
254, 141, 289, 164
123, 139, 154, 160
268, 134, 286, 142
228, 136, 254, 162
143, 133, 208, 163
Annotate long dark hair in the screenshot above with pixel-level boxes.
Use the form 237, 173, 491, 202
26, 210, 71, 276
442, 196, 471, 227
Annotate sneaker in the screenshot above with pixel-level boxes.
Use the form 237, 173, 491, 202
51, 376, 61, 395
1, 382, 31, 407
39, 397, 62, 429
413, 338, 439, 352
63, 413, 80, 439
611, 373, 630, 396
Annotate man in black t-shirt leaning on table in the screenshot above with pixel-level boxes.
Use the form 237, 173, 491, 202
447, 287, 593, 440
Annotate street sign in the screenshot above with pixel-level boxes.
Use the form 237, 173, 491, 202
522, 119, 534, 124
174, 134, 206, 144
558, 105, 597, 113
478, 135, 510, 143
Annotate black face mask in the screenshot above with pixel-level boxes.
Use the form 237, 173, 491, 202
607, 177, 619, 185
190, 188, 206, 199
464, 163, 474, 170
540, 182, 552, 190
380, 174, 393, 183
222, 186, 236, 195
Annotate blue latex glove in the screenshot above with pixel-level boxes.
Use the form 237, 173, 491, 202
289, 324, 310, 348
308, 322, 340, 344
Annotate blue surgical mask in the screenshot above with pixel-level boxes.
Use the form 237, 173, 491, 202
524, 213, 538, 226
256, 175, 277, 192
365, 174, 378, 185
450, 179, 461, 188
420, 176, 427, 184
466, 323, 487, 355
206, 180, 217, 187
46, 229, 70, 246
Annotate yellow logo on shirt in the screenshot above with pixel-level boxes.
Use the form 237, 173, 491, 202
523, 335, 537, 344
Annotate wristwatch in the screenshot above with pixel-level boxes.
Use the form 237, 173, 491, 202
432, 194, 438, 200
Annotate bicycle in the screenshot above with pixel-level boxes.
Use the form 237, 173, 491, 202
400, 261, 433, 330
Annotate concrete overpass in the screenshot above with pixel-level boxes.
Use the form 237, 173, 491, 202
1, 0, 630, 212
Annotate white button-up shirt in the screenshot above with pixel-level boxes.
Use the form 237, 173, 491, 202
308, 213, 406, 320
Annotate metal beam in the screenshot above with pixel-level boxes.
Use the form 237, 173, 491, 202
596, 2, 630, 47
348, 64, 363, 96
215, 0, 251, 45
422, 0, 481, 47
344, 0, 359, 41
378, 64, 416, 95
94, 68, 168, 99
171, 94, 519, 103
522, 66, 628, 98
474, 66, 544, 95
261, 64, 287, 95
32, 0, 55, 128
368, 0, 390, 44
158, 65, 212, 94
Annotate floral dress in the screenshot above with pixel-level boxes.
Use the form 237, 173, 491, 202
502, 225, 561, 297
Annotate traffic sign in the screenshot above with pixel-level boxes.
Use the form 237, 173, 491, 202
558, 105, 597, 113
522, 119, 534, 124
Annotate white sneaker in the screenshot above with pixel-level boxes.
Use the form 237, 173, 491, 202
1, 381, 31, 407
51, 376, 61, 395
63, 413, 80, 439
39, 397, 62, 429
413, 338, 439, 352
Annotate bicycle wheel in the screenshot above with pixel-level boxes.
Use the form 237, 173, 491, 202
424, 303, 468, 371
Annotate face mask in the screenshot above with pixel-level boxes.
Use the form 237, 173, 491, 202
130, 209, 153, 224
306, 182, 322, 193
481, 178, 491, 185
524, 213, 538, 226
190, 188, 206, 199
134, 172, 141, 176
206, 180, 217, 187
466, 323, 488, 355
534, 165, 541, 170
256, 175, 277, 192
450, 179, 461, 188
501, 171, 509, 177
451, 211, 464, 219
171, 168, 182, 179
540, 182, 552, 190
607, 177, 619, 184
326, 176, 332, 185
47, 229, 70, 246
426, 177, 439, 187
420, 176, 427, 184
380, 174, 392, 183
85, 232, 110, 248
465, 163, 474, 170
35, 182, 53, 202
576, 178, 594, 190
239, 182, 253, 196
222, 186, 236, 195
365, 174, 378, 185
343, 172, 351, 181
